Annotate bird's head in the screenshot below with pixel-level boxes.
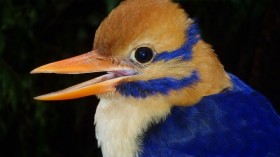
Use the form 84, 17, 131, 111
31, 0, 231, 106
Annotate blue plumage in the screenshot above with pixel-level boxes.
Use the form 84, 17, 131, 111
140, 74, 280, 157
115, 21, 280, 156
31, 0, 280, 156
117, 23, 201, 98
153, 23, 200, 62
117, 71, 199, 98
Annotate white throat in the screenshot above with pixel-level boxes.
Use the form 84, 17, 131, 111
94, 96, 171, 157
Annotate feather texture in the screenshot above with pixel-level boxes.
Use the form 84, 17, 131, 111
117, 71, 199, 98
140, 73, 280, 157
32, 0, 280, 156
153, 22, 200, 62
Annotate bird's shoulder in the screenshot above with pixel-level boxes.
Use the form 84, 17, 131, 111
140, 73, 280, 157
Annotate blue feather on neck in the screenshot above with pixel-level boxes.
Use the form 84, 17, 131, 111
139, 73, 280, 157
117, 71, 199, 98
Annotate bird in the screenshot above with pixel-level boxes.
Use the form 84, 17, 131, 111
31, 0, 280, 157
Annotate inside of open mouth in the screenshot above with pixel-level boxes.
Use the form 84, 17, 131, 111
107, 70, 138, 77
39, 70, 138, 95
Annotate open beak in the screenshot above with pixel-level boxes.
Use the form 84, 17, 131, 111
31, 50, 136, 101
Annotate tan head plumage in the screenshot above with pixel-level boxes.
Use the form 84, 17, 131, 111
31, 1, 233, 156
94, 0, 231, 106
32, 0, 231, 106
94, 0, 189, 57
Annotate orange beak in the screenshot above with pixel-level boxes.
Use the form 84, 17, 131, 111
31, 50, 136, 101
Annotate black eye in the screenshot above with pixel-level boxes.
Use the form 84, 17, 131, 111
134, 47, 154, 64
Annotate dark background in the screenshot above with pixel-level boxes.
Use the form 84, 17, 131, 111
1, 0, 279, 156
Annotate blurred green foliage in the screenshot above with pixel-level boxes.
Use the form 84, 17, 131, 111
0, 0, 279, 156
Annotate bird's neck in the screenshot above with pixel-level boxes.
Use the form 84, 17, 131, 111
157, 40, 232, 106
95, 96, 172, 157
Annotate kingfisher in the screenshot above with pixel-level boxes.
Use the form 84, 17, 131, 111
31, 0, 280, 156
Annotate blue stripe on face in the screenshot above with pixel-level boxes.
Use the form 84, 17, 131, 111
116, 71, 200, 98
153, 23, 201, 62
116, 23, 201, 98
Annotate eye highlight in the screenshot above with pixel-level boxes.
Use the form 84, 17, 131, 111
131, 47, 155, 65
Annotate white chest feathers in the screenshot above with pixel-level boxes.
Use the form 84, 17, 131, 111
94, 96, 171, 157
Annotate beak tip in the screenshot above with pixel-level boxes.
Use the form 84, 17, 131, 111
30, 63, 56, 74
34, 93, 54, 101
30, 69, 37, 74
30, 67, 54, 74
30, 67, 44, 74
34, 96, 44, 100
